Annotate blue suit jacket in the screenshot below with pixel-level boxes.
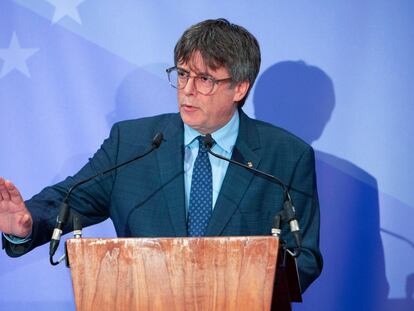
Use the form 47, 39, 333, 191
4, 110, 322, 291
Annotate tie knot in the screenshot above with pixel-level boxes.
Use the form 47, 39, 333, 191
197, 136, 209, 153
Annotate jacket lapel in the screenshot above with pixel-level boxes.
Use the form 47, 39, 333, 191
206, 110, 262, 236
156, 114, 187, 236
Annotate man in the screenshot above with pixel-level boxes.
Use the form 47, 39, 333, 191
0, 19, 322, 292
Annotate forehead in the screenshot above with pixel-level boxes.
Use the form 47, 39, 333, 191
178, 51, 229, 76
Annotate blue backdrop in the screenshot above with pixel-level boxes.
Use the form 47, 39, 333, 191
1, 1, 413, 310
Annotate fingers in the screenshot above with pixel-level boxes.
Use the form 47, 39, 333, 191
1, 177, 25, 204
5, 180, 24, 204
0, 177, 10, 200
0, 177, 24, 203
0, 178, 3, 200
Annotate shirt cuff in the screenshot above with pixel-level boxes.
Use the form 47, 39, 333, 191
3, 232, 32, 244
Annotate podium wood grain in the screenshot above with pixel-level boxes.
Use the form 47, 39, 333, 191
66, 237, 279, 311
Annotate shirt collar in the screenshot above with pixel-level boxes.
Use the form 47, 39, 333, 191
184, 109, 239, 153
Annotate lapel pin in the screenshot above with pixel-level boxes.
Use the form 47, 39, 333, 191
247, 161, 253, 168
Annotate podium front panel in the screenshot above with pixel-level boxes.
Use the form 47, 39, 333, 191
66, 236, 279, 311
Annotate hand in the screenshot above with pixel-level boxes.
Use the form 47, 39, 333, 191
0, 177, 32, 237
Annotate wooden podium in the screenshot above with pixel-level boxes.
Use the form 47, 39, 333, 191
66, 236, 300, 311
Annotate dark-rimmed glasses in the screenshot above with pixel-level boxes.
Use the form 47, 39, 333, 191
166, 67, 232, 95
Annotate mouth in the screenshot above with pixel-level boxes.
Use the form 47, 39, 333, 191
180, 104, 199, 112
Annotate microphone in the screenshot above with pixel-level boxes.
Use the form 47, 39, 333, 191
49, 132, 164, 265
204, 134, 302, 256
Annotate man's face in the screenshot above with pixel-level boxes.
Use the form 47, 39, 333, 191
177, 52, 249, 134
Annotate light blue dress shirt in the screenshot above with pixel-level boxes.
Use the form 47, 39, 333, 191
184, 109, 239, 213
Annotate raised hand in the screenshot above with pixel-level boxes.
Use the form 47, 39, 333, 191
0, 177, 32, 237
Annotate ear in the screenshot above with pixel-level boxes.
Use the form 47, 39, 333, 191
232, 81, 250, 102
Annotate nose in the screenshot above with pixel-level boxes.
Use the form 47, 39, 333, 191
182, 76, 196, 95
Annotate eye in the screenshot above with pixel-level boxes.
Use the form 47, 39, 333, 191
199, 75, 212, 83
177, 69, 188, 78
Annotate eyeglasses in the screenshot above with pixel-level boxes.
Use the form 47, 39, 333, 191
166, 66, 232, 95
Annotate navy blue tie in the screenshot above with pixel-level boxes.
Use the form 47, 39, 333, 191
187, 136, 213, 237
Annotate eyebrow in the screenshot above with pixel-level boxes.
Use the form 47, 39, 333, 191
177, 66, 212, 77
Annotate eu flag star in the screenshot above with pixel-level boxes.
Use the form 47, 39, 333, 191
0, 32, 39, 79
46, 0, 86, 25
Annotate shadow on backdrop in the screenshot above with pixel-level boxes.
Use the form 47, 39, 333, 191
254, 61, 391, 310
107, 65, 176, 126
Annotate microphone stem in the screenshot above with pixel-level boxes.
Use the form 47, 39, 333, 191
207, 148, 289, 194
205, 137, 302, 255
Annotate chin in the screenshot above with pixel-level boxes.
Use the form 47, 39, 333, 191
180, 111, 196, 124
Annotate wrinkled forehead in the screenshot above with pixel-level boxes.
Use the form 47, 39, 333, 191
177, 51, 228, 75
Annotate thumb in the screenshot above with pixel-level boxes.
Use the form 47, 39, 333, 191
20, 214, 33, 228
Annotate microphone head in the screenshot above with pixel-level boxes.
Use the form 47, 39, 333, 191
73, 212, 82, 231
204, 134, 215, 149
152, 132, 164, 148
